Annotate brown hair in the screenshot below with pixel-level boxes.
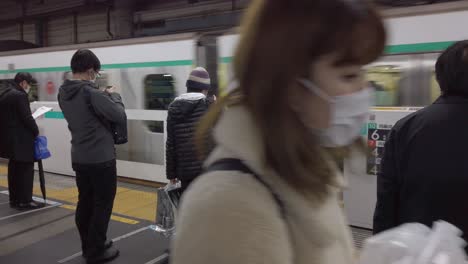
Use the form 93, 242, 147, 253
197, 0, 386, 200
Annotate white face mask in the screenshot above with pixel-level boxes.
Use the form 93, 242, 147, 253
23, 83, 31, 94
89, 70, 99, 83
298, 79, 373, 147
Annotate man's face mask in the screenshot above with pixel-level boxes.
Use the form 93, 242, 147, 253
90, 70, 100, 83
22, 81, 31, 94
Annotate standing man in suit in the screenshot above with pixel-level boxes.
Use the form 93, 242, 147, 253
0, 72, 41, 209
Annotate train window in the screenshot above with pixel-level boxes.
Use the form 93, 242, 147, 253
430, 73, 441, 102
29, 81, 39, 102
422, 54, 442, 103
366, 65, 401, 106
368, 54, 444, 107
0, 79, 11, 89
144, 74, 176, 133
144, 74, 175, 110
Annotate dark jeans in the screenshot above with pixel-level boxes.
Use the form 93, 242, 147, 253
8, 160, 34, 204
72, 160, 117, 256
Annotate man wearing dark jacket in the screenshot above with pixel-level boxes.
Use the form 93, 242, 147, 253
0, 73, 41, 210
374, 41, 468, 244
166, 67, 212, 193
58, 49, 125, 264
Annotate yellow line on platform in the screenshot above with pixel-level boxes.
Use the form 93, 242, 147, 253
0, 165, 6, 175
113, 188, 157, 222
60, 204, 140, 225
60, 204, 76, 210
110, 215, 139, 225
0, 179, 7, 187
0, 176, 157, 222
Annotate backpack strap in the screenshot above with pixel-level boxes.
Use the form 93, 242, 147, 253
205, 158, 286, 218
82, 86, 112, 131
57, 93, 63, 110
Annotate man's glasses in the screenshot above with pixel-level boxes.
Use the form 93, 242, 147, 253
90, 70, 101, 78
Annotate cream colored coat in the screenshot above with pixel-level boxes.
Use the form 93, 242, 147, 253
171, 105, 355, 264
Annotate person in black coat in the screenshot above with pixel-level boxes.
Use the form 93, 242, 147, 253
0, 72, 41, 209
374, 40, 468, 246
166, 67, 213, 193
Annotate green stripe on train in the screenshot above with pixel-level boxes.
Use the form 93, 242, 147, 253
384, 41, 454, 54
0, 59, 194, 74
44, 111, 64, 119
219, 41, 457, 63
221, 57, 233, 63
0, 41, 457, 74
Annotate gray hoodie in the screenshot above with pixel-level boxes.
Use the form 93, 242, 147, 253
58, 80, 126, 164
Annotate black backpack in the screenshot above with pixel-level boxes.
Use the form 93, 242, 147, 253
82, 86, 128, 145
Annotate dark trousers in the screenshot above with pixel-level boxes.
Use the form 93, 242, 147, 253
7, 160, 34, 204
72, 160, 117, 256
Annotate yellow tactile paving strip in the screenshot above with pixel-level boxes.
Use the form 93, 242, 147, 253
61, 204, 140, 225
0, 165, 6, 175
0, 165, 158, 223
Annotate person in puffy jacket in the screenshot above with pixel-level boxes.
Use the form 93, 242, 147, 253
166, 67, 212, 193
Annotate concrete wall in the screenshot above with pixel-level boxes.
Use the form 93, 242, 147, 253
0, 0, 134, 47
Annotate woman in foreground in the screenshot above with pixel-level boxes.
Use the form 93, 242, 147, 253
172, 0, 386, 263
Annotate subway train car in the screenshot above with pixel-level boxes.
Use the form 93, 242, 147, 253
0, 34, 199, 182
1, 8, 468, 184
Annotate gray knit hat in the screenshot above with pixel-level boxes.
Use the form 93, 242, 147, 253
186, 67, 211, 91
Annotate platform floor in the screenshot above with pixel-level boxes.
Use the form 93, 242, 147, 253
0, 191, 169, 263
0, 163, 371, 263
0, 169, 159, 224
0, 163, 169, 263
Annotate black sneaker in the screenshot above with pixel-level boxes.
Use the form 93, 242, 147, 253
86, 247, 120, 264
16, 201, 43, 210
9, 201, 18, 208
82, 241, 113, 258
104, 240, 113, 250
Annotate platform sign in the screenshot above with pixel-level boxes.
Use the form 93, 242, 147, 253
361, 108, 421, 176
366, 122, 392, 175
344, 107, 420, 229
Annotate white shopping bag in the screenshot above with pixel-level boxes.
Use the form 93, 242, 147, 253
359, 221, 468, 264
154, 182, 181, 237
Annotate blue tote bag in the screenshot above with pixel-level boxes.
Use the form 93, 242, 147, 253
34, 136, 51, 160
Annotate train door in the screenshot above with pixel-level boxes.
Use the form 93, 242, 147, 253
115, 73, 175, 166
196, 35, 219, 97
